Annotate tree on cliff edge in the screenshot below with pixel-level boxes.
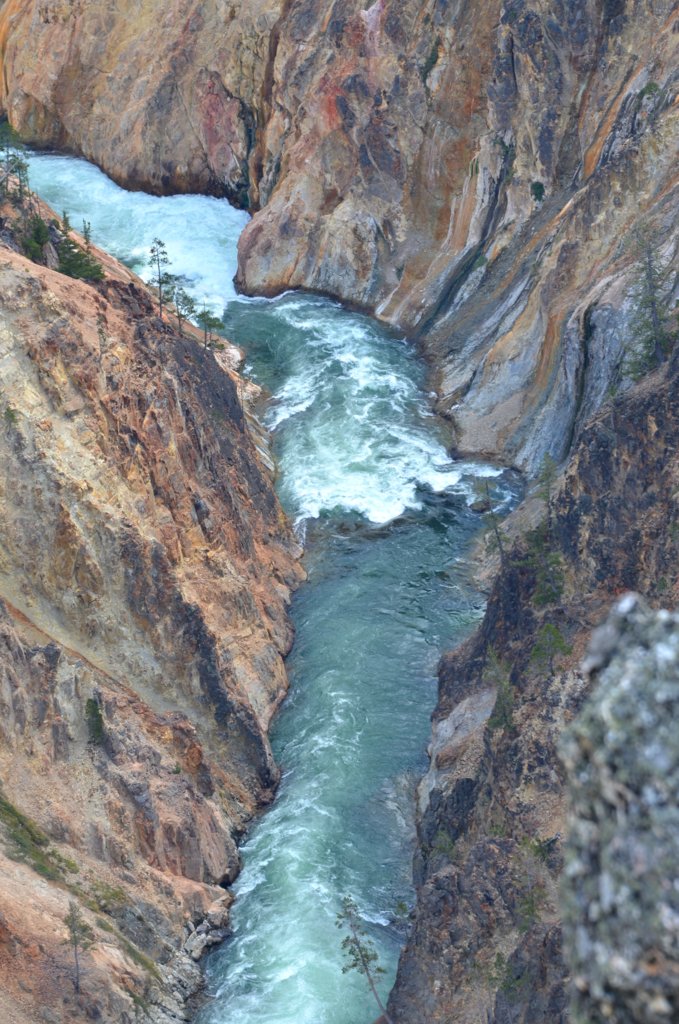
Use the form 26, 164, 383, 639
64, 900, 94, 994
336, 896, 395, 1024
626, 224, 678, 376
148, 238, 173, 319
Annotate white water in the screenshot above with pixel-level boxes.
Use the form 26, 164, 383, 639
27, 152, 513, 1024
28, 152, 248, 307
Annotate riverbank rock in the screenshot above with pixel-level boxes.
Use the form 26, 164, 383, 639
0, 202, 303, 1023
561, 596, 679, 1024
0, 2, 677, 470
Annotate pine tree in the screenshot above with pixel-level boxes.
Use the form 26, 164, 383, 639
0, 121, 27, 201
536, 453, 558, 530
22, 215, 49, 263
485, 649, 515, 733
196, 305, 224, 348
64, 900, 94, 994
57, 235, 104, 281
148, 238, 173, 319
483, 481, 509, 573
530, 622, 571, 675
523, 522, 565, 608
174, 287, 197, 335
625, 225, 677, 377
336, 896, 394, 1024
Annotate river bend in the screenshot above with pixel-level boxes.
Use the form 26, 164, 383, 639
28, 153, 510, 1024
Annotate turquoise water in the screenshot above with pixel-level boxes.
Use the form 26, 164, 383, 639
28, 154, 512, 1024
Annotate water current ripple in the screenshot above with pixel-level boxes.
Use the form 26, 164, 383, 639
27, 152, 518, 1024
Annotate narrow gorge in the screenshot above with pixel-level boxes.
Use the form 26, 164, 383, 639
25, 151, 515, 1023
0, 2, 677, 1024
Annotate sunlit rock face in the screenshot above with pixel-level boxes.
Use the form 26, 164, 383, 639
1, 1, 677, 469
0, 215, 302, 1024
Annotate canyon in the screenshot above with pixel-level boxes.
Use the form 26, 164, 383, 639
0, 0, 676, 472
0, 1, 677, 1023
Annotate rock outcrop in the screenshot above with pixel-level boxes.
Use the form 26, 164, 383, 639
388, 348, 679, 1022
561, 596, 679, 1024
0, 205, 302, 1023
0, 1, 677, 470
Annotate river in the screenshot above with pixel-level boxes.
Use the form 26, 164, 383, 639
27, 153, 513, 1024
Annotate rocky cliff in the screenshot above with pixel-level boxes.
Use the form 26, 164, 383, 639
0, 3, 678, 1021
387, 346, 679, 1022
0, 1, 677, 470
0, 204, 302, 1023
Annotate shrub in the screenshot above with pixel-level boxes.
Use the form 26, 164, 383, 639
85, 697, 105, 744
517, 883, 547, 932
431, 830, 456, 860
638, 81, 660, 101
531, 181, 545, 203
420, 36, 442, 85
0, 793, 62, 880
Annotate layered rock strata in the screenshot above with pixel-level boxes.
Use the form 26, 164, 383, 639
0, 211, 302, 1023
0, 1, 677, 469
388, 350, 679, 1022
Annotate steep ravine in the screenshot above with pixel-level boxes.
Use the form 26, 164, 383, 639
24, 152, 522, 1024
0, 2, 677, 470
0, 193, 303, 1023
0, 3, 677, 1021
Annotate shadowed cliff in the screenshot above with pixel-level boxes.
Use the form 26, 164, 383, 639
388, 348, 679, 1022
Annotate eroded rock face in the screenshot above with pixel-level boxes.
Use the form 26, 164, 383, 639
389, 351, 679, 1022
562, 596, 679, 1024
0, 218, 302, 1022
0, 0, 282, 205
0, 2, 677, 469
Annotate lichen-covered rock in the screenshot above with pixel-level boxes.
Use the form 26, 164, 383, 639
561, 595, 679, 1024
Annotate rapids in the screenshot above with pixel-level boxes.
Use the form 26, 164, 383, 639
28, 153, 513, 1024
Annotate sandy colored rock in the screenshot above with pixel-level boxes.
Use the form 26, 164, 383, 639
0, 205, 303, 1022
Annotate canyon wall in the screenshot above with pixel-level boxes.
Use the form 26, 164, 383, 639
0, 3, 677, 1021
0, 212, 302, 1023
0, 1, 677, 470
388, 348, 679, 1022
